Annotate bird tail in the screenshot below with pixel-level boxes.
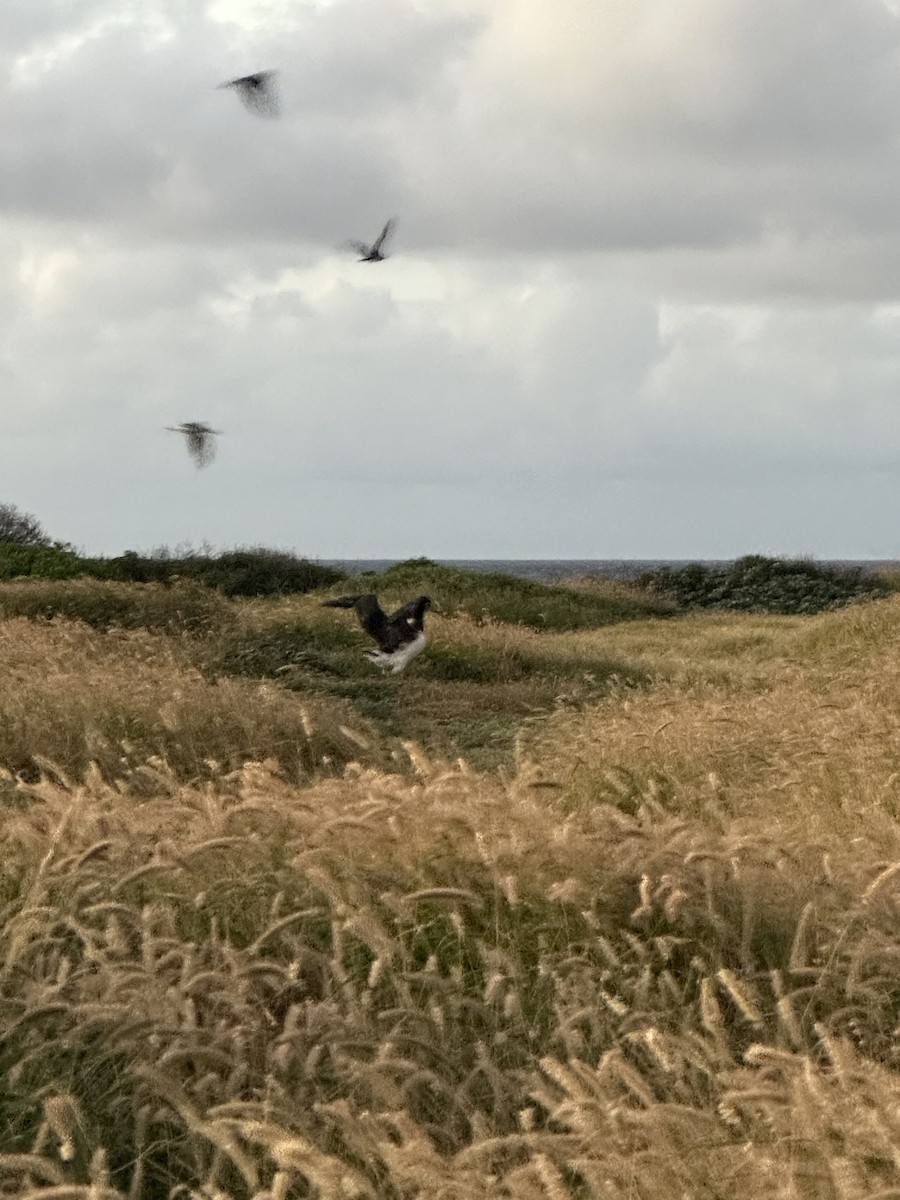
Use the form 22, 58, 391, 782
321, 595, 363, 608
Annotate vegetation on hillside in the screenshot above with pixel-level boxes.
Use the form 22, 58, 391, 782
0, 542, 84, 580
213, 598, 643, 768
0, 505, 892, 616
2, 592, 900, 1194
0, 543, 345, 594
102, 546, 347, 596
639, 553, 891, 613
0, 504, 345, 594
0, 577, 232, 635
343, 557, 675, 629
1, 552, 900, 1194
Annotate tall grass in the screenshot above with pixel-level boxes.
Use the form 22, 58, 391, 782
0, 616, 388, 786
2, 587, 900, 1193
0, 577, 232, 635
3, 753, 900, 1197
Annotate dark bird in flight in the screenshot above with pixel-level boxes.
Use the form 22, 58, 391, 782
166, 422, 221, 469
218, 70, 281, 118
346, 218, 397, 262
322, 593, 431, 673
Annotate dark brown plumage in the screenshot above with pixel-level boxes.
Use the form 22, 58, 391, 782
345, 218, 397, 262
322, 592, 431, 672
166, 422, 221, 469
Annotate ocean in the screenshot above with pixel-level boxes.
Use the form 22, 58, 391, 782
323, 559, 899, 583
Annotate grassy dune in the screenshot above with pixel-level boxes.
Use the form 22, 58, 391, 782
2, 575, 900, 1196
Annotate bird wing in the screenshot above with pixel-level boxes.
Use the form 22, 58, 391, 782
352, 595, 392, 645
167, 423, 218, 468
345, 240, 371, 256
371, 218, 396, 254
220, 70, 281, 118
321, 594, 365, 609
323, 594, 391, 647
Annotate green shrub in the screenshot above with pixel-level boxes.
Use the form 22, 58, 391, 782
185, 547, 346, 597
0, 543, 85, 580
100, 547, 346, 596
0, 578, 233, 636
97, 550, 173, 584
638, 555, 892, 614
0, 544, 346, 597
346, 558, 672, 631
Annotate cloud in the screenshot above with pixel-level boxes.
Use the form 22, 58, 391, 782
6, 0, 899, 259
3, 0, 900, 557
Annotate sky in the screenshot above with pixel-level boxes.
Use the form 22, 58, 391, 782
5, 0, 900, 559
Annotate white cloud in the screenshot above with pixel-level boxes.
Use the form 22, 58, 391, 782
3, 0, 900, 557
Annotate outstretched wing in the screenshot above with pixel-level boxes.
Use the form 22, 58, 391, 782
371, 218, 396, 254
219, 70, 281, 118
323, 594, 390, 646
322, 594, 366, 609
344, 240, 372, 256
167, 422, 219, 469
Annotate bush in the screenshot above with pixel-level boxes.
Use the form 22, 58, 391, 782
95, 547, 346, 596
0, 543, 84, 580
185, 548, 346, 597
638, 555, 892, 614
345, 558, 672, 631
1, 546, 347, 597
99, 550, 174, 584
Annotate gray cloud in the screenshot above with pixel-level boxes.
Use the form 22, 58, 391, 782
4, 0, 900, 557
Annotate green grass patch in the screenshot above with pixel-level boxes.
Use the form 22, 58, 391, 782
0, 578, 233, 636
340, 558, 673, 631
212, 611, 646, 769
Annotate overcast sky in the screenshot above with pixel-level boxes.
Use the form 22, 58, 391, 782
4, 0, 900, 559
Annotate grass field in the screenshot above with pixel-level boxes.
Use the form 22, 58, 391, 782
2, 570, 900, 1197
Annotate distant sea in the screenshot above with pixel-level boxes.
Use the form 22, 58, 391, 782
323, 559, 900, 583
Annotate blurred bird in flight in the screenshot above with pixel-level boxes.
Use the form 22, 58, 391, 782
166, 422, 221, 469
218, 70, 281, 118
346, 218, 397, 262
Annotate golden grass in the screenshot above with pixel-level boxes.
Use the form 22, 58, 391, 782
528, 596, 900, 844
0, 616, 388, 787
3, 591, 900, 1194
3, 755, 900, 1197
